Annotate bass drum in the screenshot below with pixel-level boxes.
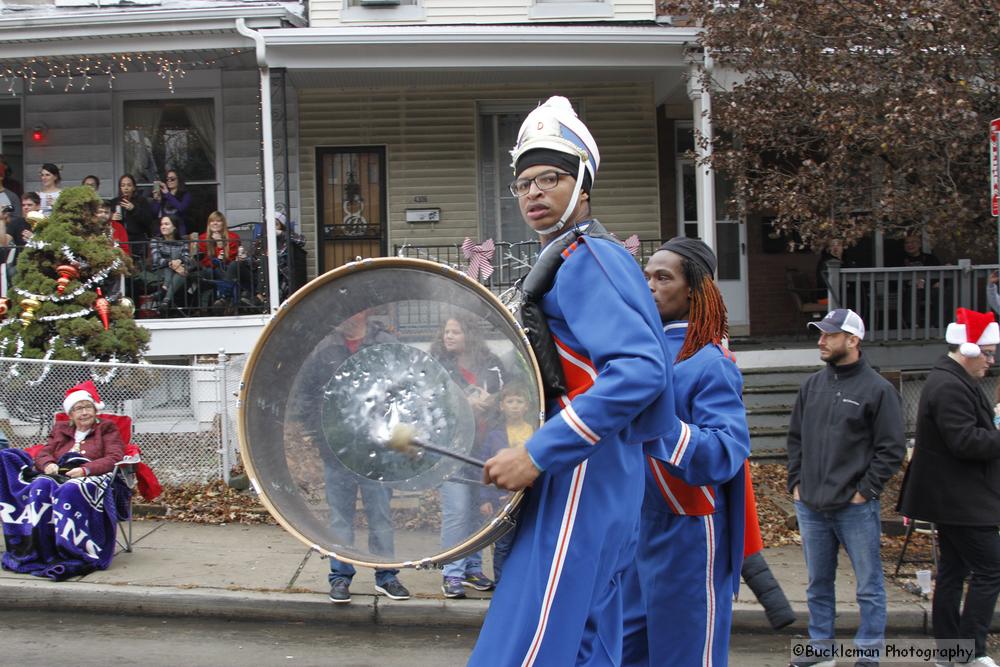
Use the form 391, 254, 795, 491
238, 258, 543, 569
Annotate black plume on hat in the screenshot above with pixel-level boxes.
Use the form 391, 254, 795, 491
658, 236, 717, 276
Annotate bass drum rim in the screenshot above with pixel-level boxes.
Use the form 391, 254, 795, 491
238, 256, 542, 569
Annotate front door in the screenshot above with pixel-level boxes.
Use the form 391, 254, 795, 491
316, 147, 387, 272
678, 157, 749, 329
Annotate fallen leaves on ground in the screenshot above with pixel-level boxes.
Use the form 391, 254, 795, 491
154, 480, 276, 525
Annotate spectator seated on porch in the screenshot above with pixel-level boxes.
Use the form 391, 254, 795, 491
250, 213, 307, 306
144, 215, 195, 317
0, 381, 126, 580
888, 233, 942, 329
194, 210, 240, 312
815, 237, 864, 312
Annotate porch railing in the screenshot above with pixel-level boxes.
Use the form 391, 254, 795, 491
826, 260, 999, 342
1, 235, 305, 320
393, 238, 666, 293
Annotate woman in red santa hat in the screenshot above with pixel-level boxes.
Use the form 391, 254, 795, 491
34, 380, 124, 479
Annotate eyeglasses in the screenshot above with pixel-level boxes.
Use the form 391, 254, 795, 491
165, 176, 177, 181
983, 350, 997, 361
508, 170, 573, 198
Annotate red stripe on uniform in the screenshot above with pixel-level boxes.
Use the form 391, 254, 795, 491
553, 335, 596, 400
648, 456, 686, 514
649, 458, 717, 515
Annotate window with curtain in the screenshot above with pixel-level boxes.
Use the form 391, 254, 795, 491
122, 98, 218, 234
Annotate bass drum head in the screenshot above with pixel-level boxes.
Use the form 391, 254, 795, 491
239, 258, 543, 569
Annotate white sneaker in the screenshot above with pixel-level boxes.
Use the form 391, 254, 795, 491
969, 658, 1000, 667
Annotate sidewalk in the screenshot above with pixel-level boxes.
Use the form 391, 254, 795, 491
0, 520, 936, 633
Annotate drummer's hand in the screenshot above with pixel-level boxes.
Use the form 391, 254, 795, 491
66, 467, 86, 478
43, 463, 59, 475
483, 447, 539, 491
479, 501, 494, 517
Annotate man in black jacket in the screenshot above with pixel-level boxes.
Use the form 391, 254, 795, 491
787, 308, 905, 667
899, 308, 1000, 667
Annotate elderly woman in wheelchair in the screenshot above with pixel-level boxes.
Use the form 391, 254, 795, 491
34, 380, 124, 479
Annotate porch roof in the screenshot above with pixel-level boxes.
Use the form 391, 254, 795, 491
258, 23, 701, 71
0, 2, 305, 60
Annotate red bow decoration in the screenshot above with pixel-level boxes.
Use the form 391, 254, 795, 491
461, 238, 495, 281
624, 234, 641, 256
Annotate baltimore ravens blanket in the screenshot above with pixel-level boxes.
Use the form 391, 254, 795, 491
0, 448, 123, 580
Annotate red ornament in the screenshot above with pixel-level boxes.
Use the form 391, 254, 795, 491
94, 288, 110, 331
55, 264, 80, 295
0, 296, 10, 317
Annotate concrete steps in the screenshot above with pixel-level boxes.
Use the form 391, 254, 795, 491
742, 366, 816, 451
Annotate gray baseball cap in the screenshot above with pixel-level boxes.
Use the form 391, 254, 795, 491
808, 308, 866, 339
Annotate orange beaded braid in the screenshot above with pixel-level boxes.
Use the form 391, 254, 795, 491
675, 259, 729, 363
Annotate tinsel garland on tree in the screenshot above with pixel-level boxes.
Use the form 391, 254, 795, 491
0, 186, 149, 362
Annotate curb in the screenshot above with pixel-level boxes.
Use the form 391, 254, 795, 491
730, 601, 929, 635
0, 579, 948, 634
0, 579, 490, 627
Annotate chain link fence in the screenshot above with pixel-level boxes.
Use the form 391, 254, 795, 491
898, 368, 1000, 436
0, 355, 242, 485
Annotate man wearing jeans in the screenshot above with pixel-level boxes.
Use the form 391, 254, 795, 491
291, 310, 410, 604
899, 308, 1000, 666
787, 309, 905, 667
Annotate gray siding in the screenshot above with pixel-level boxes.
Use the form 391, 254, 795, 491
19, 69, 299, 229
298, 82, 659, 278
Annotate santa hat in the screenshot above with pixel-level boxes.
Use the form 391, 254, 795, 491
946, 308, 1000, 357
63, 380, 105, 414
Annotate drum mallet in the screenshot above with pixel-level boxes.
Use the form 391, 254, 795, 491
387, 424, 486, 468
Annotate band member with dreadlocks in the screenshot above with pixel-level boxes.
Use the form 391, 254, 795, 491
471, 97, 684, 666
621, 237, 757, 666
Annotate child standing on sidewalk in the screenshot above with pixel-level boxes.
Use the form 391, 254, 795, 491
479, 383, 535, 584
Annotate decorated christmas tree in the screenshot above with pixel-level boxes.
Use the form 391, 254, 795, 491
0, 185, 149, 362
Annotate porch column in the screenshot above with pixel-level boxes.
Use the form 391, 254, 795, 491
236, 19, 280, 315
686, 54, 716, 253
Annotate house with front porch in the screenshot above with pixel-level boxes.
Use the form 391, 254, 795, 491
1, 0, 990, 365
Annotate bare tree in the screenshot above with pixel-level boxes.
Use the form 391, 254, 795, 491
669, 0, 1000, 256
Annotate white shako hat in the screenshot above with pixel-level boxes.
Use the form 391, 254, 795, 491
946, 307, 1000, 358
509, 96, 600, 235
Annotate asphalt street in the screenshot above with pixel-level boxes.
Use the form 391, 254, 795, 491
2, 608, 949, 667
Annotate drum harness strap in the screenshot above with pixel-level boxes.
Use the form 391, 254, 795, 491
518, 219, 622, 403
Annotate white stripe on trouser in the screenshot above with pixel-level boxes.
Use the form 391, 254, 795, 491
702, 514, 716, 667
520, 461, 588, 667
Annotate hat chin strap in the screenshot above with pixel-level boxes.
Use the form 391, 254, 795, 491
534, 159, 588, 236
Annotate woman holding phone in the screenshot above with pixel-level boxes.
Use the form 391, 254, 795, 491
151, 169, 192, 236
111, 174, 156, 260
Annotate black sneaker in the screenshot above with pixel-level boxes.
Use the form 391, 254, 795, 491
441, 576, 466, 599
374, 577, 411, 601
462, 571, 496, 591
328, 578, 351, 604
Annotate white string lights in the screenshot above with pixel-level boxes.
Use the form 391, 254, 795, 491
1, 50, 245, 95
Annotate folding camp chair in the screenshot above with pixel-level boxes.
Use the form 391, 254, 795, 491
894, 441, 938, 576
894, 516, 938, 576
27, 413, 145, 552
